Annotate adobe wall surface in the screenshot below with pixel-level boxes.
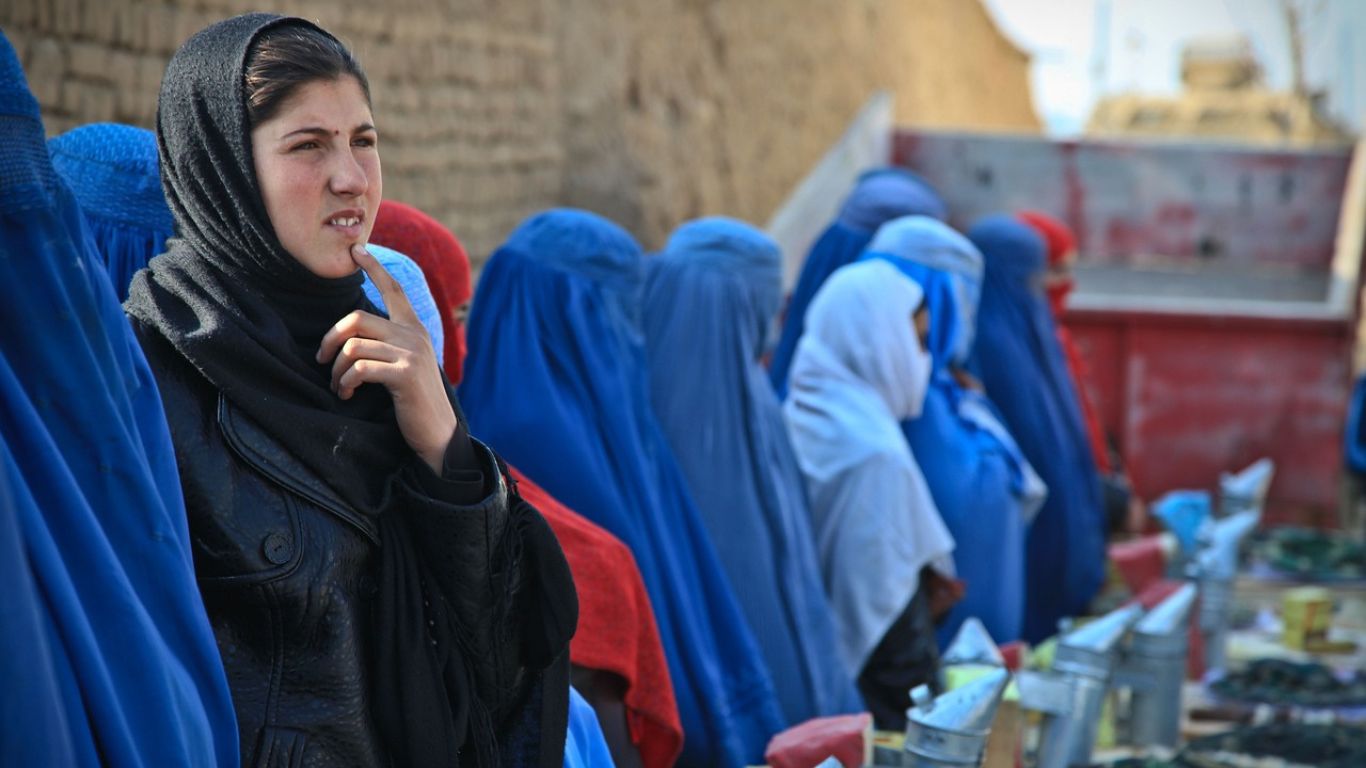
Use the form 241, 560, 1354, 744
4, 0, 1038, 260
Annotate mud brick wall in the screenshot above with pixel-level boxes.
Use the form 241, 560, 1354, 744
4, 0, 1038, 260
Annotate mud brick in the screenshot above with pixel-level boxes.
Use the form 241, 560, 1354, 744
26, 37, 66, 106
115, 4, 143, 49
58, 78, 84, 114
79, 0, 117, 41
32, 0, 55, 32
107, 48, 138, 88
67, 40, 109, 81
52, 0, 84, 37
149, 6, 186, 55
137, 53, 165, 95
1, 0, 36, 27
8, 34, 30, 70
114, 74, 156, 124
78, 80, 116, 120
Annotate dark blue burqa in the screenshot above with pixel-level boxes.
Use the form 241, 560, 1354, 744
1346, 376, 1366, 474
768, 169, 947, 396
859, 216, 1038, 645
459, 209, 785, 767
0, 33, 237, 766
642, 217, 863, 725
48, 123, 174, 303
966, 216, 1105, 643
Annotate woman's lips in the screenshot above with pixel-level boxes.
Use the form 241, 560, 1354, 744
325, 212, 364, 239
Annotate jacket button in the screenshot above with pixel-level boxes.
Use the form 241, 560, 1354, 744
262, 533, 292, 565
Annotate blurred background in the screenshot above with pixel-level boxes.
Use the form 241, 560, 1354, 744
4, 0, 1359, 260
991, 0, 1363, 141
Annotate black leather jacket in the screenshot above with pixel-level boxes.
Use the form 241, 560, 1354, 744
133, 321, 572, 767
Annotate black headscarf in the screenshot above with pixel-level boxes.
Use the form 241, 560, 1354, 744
125, 12, 408, 514
124, 13, 485, 765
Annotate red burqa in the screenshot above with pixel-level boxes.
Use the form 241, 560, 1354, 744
1017, 211, 1113, 474
371, 200, 473, 382
370, 201, 684, 767
514, 468, 684, 767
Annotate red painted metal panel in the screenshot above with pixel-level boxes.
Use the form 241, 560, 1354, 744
891, 127, 1358, 528
1067, 310, 1352, 527
892, 130, 1351, 270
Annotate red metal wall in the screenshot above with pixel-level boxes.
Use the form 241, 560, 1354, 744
891, 129, 1359, 527
892, 130, 1351, 270
1066, 309, 1352, 526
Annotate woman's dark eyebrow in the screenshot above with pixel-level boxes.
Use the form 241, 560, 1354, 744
279, 123, 376, 140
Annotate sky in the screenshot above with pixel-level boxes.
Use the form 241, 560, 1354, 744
981, 0, 1365, 136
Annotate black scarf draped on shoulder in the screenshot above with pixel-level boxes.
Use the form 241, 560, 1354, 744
124, 13, 494, 766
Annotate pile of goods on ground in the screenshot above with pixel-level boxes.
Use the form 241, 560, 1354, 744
1254, 528, 1365, 581
1096, 724, 1366, 768
1210, 659, 1366, 708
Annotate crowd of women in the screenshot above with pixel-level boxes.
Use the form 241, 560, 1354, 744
2, 13, 1126, 768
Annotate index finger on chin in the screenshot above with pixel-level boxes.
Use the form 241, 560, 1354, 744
352, 243, 421, 327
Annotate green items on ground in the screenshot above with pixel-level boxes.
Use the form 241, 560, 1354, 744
1256, 528, 1365, 581
1209, 658, 1366, 708
1097, 724, 1366, 768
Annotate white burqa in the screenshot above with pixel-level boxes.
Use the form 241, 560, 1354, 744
784, 260, 956, 679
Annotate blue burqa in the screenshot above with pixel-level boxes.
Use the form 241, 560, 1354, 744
642, 217, 863, 724
858, 216, 1046, 645
0, 33, 237, 766
48, 123, 174, 303
1346, 376, 1366, 474
459, 209, 785, 767
966, 215, 1105, 643
768, 169, 947, 396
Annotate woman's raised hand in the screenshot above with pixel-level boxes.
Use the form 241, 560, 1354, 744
317, 243, 456, 473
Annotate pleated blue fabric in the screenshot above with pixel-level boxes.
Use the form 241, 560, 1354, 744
966, 215, 1105, 643
0, 33, 236, 766
643, 217, 863, 724
458, 209, 785, 767
48, 123, 174, 303
859, 216, 1045, 644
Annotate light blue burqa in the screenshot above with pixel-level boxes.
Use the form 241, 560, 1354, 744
859, 216, 1045, 644
643, 217, 864, 724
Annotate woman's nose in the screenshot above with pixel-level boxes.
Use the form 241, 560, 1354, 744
329, 149, 369, 197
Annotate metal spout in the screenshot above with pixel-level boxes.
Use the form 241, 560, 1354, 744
1219, 457, 1275, 518
904, 669, 1011, 767
1061, 603, 1144, 655
1196, 509, 1260, 580
1053, 603, 1144, 680
941, 618, 1005, 669
908, 668, 1011, 735
1135, 584, 1198, 640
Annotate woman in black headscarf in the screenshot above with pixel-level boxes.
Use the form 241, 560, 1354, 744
124, 14, 576, 767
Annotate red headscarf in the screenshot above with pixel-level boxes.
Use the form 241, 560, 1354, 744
1017, 211, 1112, 474
1017, 210, 1077, 317
369, 201, 473, 382
512, 469, 684, 768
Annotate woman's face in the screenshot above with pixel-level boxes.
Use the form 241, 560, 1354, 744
913, 305, 931, 351
251, 76, 381, 278
1045, 247, 1077, 290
